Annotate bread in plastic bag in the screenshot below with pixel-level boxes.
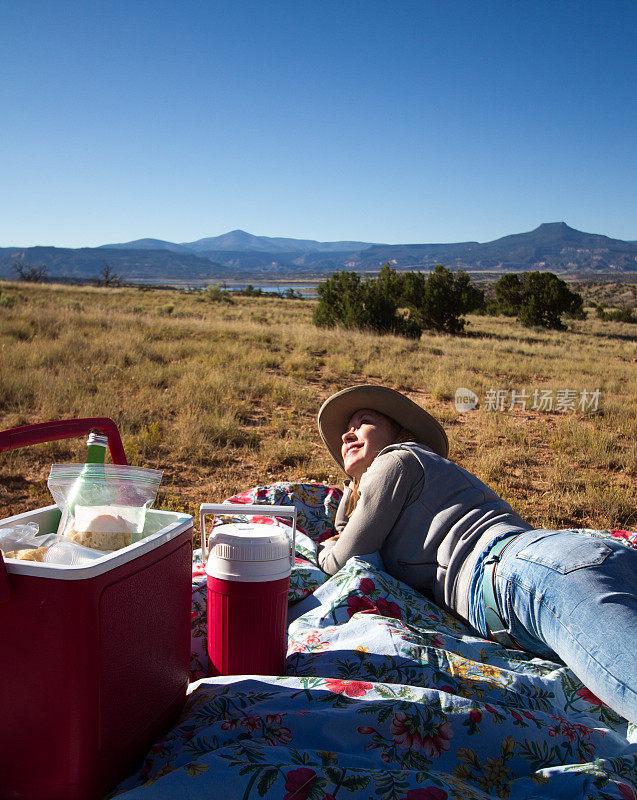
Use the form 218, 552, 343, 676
0, 523, 54, 561
47, 464, 163, 551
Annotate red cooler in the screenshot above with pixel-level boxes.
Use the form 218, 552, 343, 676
201, 503, 296, 676
0, 420, 193, 800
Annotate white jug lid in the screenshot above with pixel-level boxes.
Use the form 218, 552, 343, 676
205, 522, 292, 582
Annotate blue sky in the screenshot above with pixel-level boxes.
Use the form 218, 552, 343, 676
2, 0, 635, 247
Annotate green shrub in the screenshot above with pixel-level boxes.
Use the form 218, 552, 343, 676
383, 263, 484, 334
494, 273, 524, 316
410, 265, 484, 334
313, 264, 484, 337
596, 305, 636, 323
313, 270, 420, 337
493, 271, 585, 330
205, 284, 235, 304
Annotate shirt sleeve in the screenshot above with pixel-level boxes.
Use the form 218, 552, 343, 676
318, 449, 423, 575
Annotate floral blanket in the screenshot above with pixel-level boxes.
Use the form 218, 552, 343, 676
111, 483, 637, 800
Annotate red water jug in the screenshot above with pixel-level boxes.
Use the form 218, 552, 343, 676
200, 503, 296, 676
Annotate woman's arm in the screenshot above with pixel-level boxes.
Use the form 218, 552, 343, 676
318, 450, 423, 574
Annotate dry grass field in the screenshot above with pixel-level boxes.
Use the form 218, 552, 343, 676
1, 280, 635, 544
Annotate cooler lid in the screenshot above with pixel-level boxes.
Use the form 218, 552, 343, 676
207, 522, 290, 563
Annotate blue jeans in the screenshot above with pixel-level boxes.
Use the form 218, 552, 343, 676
468, 529, 637, 724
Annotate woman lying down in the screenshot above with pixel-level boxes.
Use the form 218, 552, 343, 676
316, 384, 637, 724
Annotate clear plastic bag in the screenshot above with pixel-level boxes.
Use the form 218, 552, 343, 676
0, 523, 106, 565
0, 522, 40, 551
0, 523, 56, 562
47, 464, 163, 552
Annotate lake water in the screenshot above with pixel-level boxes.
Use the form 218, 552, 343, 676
162, 282, 319, 297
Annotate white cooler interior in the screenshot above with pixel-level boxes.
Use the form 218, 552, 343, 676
1, 505, 193, 579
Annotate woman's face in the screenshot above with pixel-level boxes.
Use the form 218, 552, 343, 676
341, 409, 400, 479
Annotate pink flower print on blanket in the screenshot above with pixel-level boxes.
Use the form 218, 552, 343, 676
576, 686, 606, 708
346, 578, 403, 620
404, 789, 449, 800
283, 767, 318, 800
324, 678, 373, 697
390, 712, 454, 757
287, 630, 331, 655
222, 482, 343, 545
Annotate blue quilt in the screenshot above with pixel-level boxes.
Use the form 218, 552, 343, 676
111, 483, 637, 800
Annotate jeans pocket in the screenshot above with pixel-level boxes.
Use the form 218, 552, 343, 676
515, 531, 612, 574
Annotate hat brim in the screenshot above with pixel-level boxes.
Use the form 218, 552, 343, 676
318, 384, 449, 473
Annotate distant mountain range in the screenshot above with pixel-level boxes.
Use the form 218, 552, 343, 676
1, 223, 635, 282
103, 230, 378, 255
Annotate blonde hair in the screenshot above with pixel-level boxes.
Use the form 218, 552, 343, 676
345, 424, 416, 516
345, 477, 361, 516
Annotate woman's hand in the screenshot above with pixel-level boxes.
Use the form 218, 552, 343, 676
322, 534, 341, 544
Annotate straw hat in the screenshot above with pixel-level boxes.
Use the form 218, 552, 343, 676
318, 384, 449, 472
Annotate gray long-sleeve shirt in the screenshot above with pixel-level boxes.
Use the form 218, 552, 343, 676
318, 443, 532, 624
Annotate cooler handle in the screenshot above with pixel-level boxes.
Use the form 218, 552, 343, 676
0, 418, 128, 465
199, 503, 297, 565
